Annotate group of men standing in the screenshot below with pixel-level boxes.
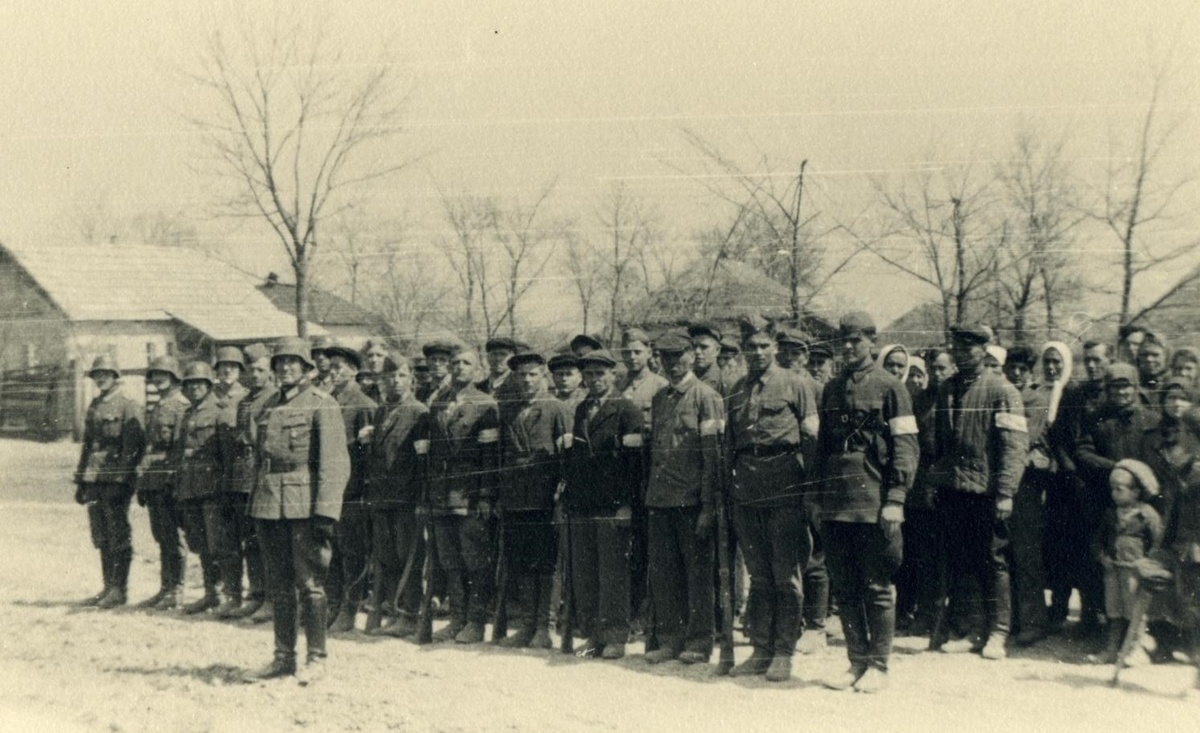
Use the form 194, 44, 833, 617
73, 309, 1091, 692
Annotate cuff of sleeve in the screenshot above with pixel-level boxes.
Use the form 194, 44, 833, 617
885, 489, 906, 506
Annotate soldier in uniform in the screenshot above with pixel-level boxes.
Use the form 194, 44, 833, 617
228, 343, 277, 622
724, 320, 820, 682
136, 356, 189, 609
427, 346, 502, 643
643, 331, 724, 665
363, 355, 430, 637
324, 342, 379, 633
618, 328, 667, 636
214, 346, 249, 406
250, 337, 350, 683
74, 354, 145, 608
566, 348, 644, 659
495, 350, 573, 649
815, 312, 918, 692
174, 362, 237, 616
928, 324, 1028, 659
417, 340, 455, 405
549, 352, 588, 409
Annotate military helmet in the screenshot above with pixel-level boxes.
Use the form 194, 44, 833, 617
146, 355, 181, 382
214, 346, 246, 369
273, 337, 316, 370
182, 361, 215, 384
310, 335, 334, 359
88, 354, 121, 379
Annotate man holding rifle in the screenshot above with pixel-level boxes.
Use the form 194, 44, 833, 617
724, 318, 820, 682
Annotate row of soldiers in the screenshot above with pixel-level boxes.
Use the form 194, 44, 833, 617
70, 315, 1200, 692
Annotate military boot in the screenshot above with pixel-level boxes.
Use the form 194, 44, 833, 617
98, 548, 131, 609
248, 601, 274, 624
764, 655, 793, 682
455, 621, 486, 644
252, 655, 296, 681
215, 592, 244, 620
232, 597, 264, 620
730, 648, 772, 677
137, 588, 168, 609
183, 587, 220, 615
81, 550, 112, 606
155, 586, 182, 611
1088, 621, 1125, 665
328, 601, 357, 633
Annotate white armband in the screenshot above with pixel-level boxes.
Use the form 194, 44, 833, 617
995, 413, 1027, 432
699, 419, 722, 436
801, 414, 820, 436
621, 433, 643, 448
556, 433, 574, 451
413, 439, 430, 455
888, 415, 919, 436
477, 428, 500, 444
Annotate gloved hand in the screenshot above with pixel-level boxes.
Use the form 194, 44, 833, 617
879, 503, 904, 540
74, 484, 88, 506
995, 497, 1013, 522
312, 516, 337, 544
695, 505, 715, 538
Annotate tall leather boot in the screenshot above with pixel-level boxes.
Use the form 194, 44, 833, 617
214, 557, 244, 619
329, 599, 357, 633
765, 588, 800, 681
303, 593, 330, 661
156, 550, 185, 610
499, 577, 538, 648
82, 549, 112, 606
99, 548, 131, 609
731, 585, 773, 676
183, 556, 220, 614
529, 574, 555, 649
255, 594, 298, 680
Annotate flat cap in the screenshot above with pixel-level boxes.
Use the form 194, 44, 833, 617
655, 330, 693, 354
323, 341, 362, 369
579, 348, 618, 368
1106, 363, 1139, 385
775, 326, 810, 348
547, 352, 581, 372
950, 323, 993, 345
719, 337, 741, 355
485, 337, 519, 353
508, 350, 547, 369
839, 311, 877, 338
737, 315, 770, 342
422, 340, 458, 358
809, 342, 833, 359
621, 328, 653, 347
243, 343, 272, 363
411, 355, 429, 371
570, 333, 605, 354
687, 323, 722, 342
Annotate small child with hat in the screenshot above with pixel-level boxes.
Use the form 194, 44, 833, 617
1091, 459, 1165, 664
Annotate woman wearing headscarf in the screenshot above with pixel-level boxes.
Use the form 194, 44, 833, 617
1036, 340, 1076, 635
876, 344, 910, 383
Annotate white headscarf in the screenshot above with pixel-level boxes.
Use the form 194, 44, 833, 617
876, 344, 910, 383
1041, 340, 1074, 425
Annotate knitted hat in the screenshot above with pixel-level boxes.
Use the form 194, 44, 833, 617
1113, 458, 1160, 499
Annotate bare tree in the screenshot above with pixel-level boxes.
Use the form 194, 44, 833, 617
1087, 60, 1197, 328
594, 182, 657, 343
438, 189, 498, 343
562, 228, 601, 334
490, 180, 565, 338
185, 8, 415, 337
860, 163, 1004, 340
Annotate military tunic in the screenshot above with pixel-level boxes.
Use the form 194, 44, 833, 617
138, 388, 189, 593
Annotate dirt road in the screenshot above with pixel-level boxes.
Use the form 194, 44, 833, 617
0, 438, 1195, 732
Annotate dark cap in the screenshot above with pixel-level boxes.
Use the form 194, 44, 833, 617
274, 337, 316, 370
687, 323, 722, 342
147, 355, 181, 381
323, 342, 362, 369
1161, 379, 1196, 402
655, 331, 693, 354
485, 337, 519, 354
737, 315, 770, 342
508, 350, 547, 369
809, 342, 833, 359
579, 348, 618, 369
1106, 363, 1139, 385
243, 343, 271, 363
548, 352, 581, 372
182, 361, 215, 384
621, 328, 652, 347
839, 311, 877, 339
411, 355, 429, 372
719, 337, 741, 355
949, 323, 992, 346
422, 340, 458, 358
775, 326, 810, 349
569, 333, 604, 354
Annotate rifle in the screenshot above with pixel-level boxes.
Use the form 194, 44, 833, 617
715, 465, 735, 675
492, 508, 509, 642
414, 517, 437, 644
383, 519, 424, 627
559, 504, 576, 654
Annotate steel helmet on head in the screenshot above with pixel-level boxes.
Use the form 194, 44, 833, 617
147, 356, 181, 382
182, 361, 216, 384
214, 346, 246, 369
88, 354, 121, 379
273, 337, 316, 371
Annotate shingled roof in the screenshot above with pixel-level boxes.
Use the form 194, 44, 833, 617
258, 273, 391, 333
1, 242, 324, 341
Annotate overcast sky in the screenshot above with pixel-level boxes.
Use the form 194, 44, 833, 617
2, 1, 1197, 329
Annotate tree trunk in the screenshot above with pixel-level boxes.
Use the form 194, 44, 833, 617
789, 161, 808, 322
951, 198, 967, 328
294, 253, 309, 339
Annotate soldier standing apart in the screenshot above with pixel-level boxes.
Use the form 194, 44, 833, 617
363, 355, 430, 637
725, 320, 820, 682
228, 343, 277, 622
136, 356, 189, 609
495, 350, 572, 648
816, 313, 918, 692
174, 362, 237, 615
250, 338, 349, 683
567, 348, 645, 659
643, 331, 725, 665
929, 325, 1028, 659
74, 355, 145, 608
427, 346, 502, 643
324, 342, 379, 633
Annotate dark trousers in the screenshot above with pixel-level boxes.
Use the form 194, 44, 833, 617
201, 495, 246, 597
335, 500, 372, 611
433, 514, 495, 625
503, 509, 558, 577
648, 506, 714, 656
936, 491, 1012, 639
181, 500, 220, 594
803, 511, 829, 632
895, 504, 941, 627
824, 521, 902, 672
257, 519, 332, 662
145, 491, 186, 590
371, 508, 423, 616
733, 502, 808, 656
1010, 470, 1048, 635
86, 483, 133, 591
571, 511, 632, 646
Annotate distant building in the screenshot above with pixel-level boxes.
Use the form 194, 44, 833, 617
0, 242, 326, 439
257, 272, 393, 347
